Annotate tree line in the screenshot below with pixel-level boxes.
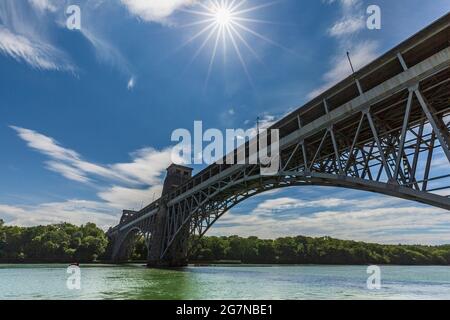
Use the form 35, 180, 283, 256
0, 220, 108, 262
188, 235, 450, 265
1, 220, 450, 265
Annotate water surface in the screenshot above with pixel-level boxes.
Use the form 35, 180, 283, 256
1, 264, 449, 300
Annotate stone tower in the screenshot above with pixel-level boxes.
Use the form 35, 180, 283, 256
162, 164, 193, 195
147, 164, 193, 267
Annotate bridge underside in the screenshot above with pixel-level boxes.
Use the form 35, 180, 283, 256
108, 14, 450, 267
109, 167, 450, 266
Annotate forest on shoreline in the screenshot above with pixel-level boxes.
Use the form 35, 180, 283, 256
1, 220, 450, 265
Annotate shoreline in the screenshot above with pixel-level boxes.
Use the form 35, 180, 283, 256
1, 261, 449, 267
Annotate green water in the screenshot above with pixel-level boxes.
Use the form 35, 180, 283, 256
0, 264, 449, 300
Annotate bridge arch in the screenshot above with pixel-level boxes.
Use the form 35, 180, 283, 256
112, 226, 150, 262
163, 171, 450, 258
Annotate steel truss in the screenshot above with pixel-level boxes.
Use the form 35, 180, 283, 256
157, 54, 450, 260
109, 15, 450, 264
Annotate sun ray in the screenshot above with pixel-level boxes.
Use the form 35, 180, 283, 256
174, 22, 217, 53
223, 0, 233, 10
178, 0, 286, 87
228, 23, 264, 65
231, 20, 292, 52
197, 0, 215, 12
221, 21, 227, 66
226, 24, 253, 86
233, 0, 281, 16
205, 25, 223, 88
179, 8, 215, 18
232, 17, 284, 25
229, 0, 248, 13
189, 24, 220, 66
177, 18, 216, 29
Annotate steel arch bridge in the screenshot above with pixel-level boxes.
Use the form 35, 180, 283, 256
107, 14, 450, 267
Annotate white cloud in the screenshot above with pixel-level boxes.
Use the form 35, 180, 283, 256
10, 126, 177, 213
127, 77, 135, 90
28, 0, 57, 12
328, 16, 365, 37
46, 161, 91, 183
11, 126, 80, 162
112, 147, 176, 186
0, 200, 118, 230
252, 196, 393, 214
1, 0, 130, 75
259, 114, 276, 129
11, 125, 145, 185
98, 185, 163, 210
308, 41, 379, 99
324, 0, 361, 9
326, 0, 365, 37
308, 0, 378, 99
78, 25, 133, 76
120, 0, 196, 23
0, 1, 74, 71
212, 194, 450, 245
0, 26, 73, 71
257, 197, 326, 211
59, 1, 135, 80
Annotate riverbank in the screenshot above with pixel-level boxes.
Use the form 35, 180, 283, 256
2, 260, 449, 266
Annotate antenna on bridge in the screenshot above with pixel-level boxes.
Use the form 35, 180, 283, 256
346, 51, 356, 74
347, 51, 364, 95
256, 116, 260, 133
256, 116, 260, 154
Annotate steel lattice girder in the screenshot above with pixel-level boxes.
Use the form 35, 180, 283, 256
159, 48, 450, 259
109, 14, 450, 263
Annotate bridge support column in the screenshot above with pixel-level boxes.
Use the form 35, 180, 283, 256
147, 204, 189, 268
147, 164, 193, 267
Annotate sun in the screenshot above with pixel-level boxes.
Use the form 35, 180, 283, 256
178, 0, 283, 86
214, 7, 232, 26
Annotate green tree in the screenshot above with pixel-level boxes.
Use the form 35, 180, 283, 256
0, 219, 6, 258
1, 221, 450, 265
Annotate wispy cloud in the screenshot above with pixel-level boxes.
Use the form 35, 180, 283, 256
0, 1, 74, 71
308, 40, 378, 99
11, 126, 80, 162
0, 200, 117, 230
64, 1, 136, 86
10, 126, 127, 184
308, 0, 378, 99
46, 161, 91, 183
98, 185, 163, 210
127, 76, 135, 90
327, 0, 365, 37
77, 24, 133, 76
28, 0, 58, 13
253, 196, 378, 213
212, 194, 450, 245
10, 126, 180, 212
328, 16, 365, 37
0, 0, 133, 80
120, 0, 196, 24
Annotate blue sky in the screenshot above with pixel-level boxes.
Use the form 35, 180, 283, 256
0, 0, 449, 244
